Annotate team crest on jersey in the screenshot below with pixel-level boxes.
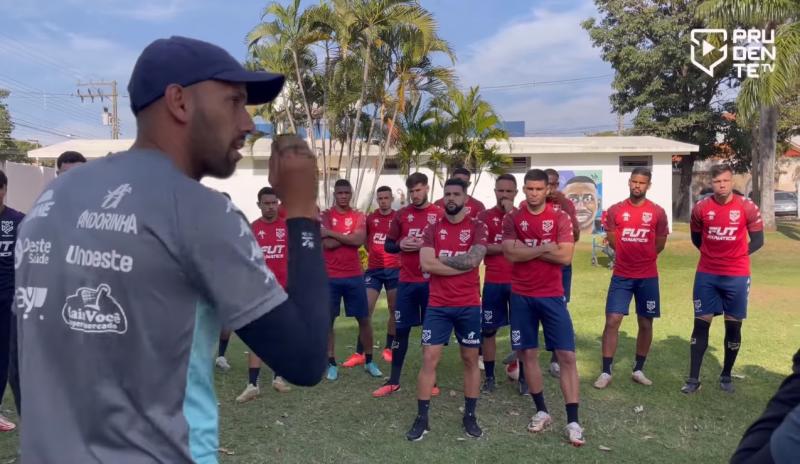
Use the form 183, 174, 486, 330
707, 211, 716, 221
520, 220, 529, 231
511, 330, 521, 344
642, 212, 653, 223
729, 210, 741, 223
421, 329, 432, 342
1, 221, 13, 235
542, 220, 554, 233
427, 213, 437, 225
459, 229, 471, 243
622, 212, 631, 222
439, 228, 448, 239
276, 228, 286, 240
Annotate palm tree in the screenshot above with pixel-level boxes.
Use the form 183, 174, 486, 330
699, 0, 800, 230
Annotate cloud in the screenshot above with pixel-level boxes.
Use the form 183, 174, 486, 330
111, 0, 191, 22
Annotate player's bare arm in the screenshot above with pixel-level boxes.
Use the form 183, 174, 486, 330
539, 241, 575, 265
420, 246, 469, 276
326, 224, 367, 247
502, 239, 553, 262
399, 236, 423, 252
655, 235, 667, 254
439, 244, 487, 270
606, 230, 616, 251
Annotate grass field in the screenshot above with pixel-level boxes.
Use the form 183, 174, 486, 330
1, 222, 798, 463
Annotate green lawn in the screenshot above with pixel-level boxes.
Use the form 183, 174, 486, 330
2, 223, 798, 463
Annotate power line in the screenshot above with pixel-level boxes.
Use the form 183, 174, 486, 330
481, 74, 613, 91
0, 32, 87, 81
9, 118, 80, 139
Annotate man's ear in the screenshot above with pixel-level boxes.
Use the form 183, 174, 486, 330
163, 84, 191, 124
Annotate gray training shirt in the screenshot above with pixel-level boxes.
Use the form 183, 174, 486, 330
14, 149, 288, 463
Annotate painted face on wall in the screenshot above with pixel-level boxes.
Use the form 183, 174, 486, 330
563, 176, 599, 232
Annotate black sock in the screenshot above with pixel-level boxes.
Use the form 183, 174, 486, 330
388, 328, 410, 385
721, 320, 742, 377
385, 334, 394, 349
633, 355, 647, 372
689, 318, 711, 380
550, 352, 557, 363
518, 359, 525, 384
464, 397, 477, 417
328, 356, 336, 366
485, 361, 495, 379
531, 391, 548, 413
365, 353, 373, 364
566, 403, 579, 424
602, 357, 613, 375
417, 399, 430, 418
356, 337, 364, 355
218, 339, 229, 357
248, 367, 260, 386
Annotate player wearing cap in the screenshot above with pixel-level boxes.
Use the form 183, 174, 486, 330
434, 167, 485, 219
682, 164, 764, 394
372, 172, 444, 398
405, 178, 488, 441
13, 36, 330, 463
593, 168, 668, 389
502, 169, 584, 446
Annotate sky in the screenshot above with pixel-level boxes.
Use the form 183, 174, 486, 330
0, 0, 625, 146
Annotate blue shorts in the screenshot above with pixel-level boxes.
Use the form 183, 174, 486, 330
510, 294, 575, 352
562, 264, 573, 303
329, 276, 369, 321
422, 306, 482, 348
606, 276, 661, 318
395, 282, 429, 329
693, 271, 750, 320
364, 268, 399, 292
481, 283, 511, 330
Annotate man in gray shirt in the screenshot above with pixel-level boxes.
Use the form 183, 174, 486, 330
14, 36, 329, 463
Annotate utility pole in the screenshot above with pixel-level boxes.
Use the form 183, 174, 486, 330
76, 81, 119, 139
617, 113, 624, 136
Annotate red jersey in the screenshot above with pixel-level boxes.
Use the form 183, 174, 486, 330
321, 207, 366, 278
387, 203, 444, 282
277, 205, 287, 219
502, 204, 574, 297
366, 209, 400, 270
477, 206, 513, 284
251, 217, 289, 288
435, 196, 486, 219
690, 195, 762, 276
421, 217, 488, 307
606, 199, 669, 279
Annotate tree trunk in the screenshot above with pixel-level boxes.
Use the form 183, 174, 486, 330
354, 109, 379, 203
363, 102, 399, 210
284, 104, 297, 133
758, 104, 778, 231
673, 154, 695, 221
291, 50, 317, 156
349, 44, 372, 161
750, 121, 760, 203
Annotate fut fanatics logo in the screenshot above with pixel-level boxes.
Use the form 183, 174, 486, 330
520, 220, 529, 231
421, 329, 432, 343
1, 221, 14, 235
459, 229, 471, 243
642, 212, 653, 223
622, 212, 631, 222
427, 213, 437, 225
729, 210, 741, 223
542, 220, 554, 233
62, 284, 128, 334
276, 228, 286, 240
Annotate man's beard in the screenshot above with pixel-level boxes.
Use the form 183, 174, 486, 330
446, 203, 464, 216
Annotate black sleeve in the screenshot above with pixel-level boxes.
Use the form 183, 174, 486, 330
731, 349, 800, 464
384, 238, 401, 254
235, 218, 330, 387
748, 230, 764, 255
691, 231, 702, 250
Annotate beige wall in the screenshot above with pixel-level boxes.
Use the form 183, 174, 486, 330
2, 162, 57, 213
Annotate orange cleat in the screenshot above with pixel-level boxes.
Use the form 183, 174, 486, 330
342, 352, 366, 368
431, 385, 440, 397
372, 383, 401, 398
382, 348, 393, 363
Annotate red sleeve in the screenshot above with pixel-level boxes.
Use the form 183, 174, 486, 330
434, 198, 445, 209
320, 210, 331, 229
472, 198, 486, 214
387, 211, 401, 240
744, 200, 764, 232
605, 204, 618, 232
421, 223, 435, 248
690, 202, 704, 232
655, 206, 669, 237
473, 220, 488, 246
355, 211, 367, 234
502, 213, 518, 241
556, 211, 574, 243
476, 210, 488, 223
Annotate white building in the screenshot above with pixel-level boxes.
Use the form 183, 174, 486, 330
24, 136, 697, 232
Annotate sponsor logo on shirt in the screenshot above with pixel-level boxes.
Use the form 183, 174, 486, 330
261, 245, 286, 259
520, 220, 529, 231
372, 232, 387, 245
301, 231, 315, 249
707, 226, 737, 241
16, 287, 47, 320
642, 212, 653, 223
65, 245, 134, 272
14, 238, 52, 269
28, 190, 55, 220
101, 184, 132, 209
62, 283, 128, 334
408, 228, 422, 238
542, 220, 554, 233
1, 221, 14, 235
621, 228, 651, 243
0, 240, 14, 258
76, 184, 138, 235
459, 229, 471, 243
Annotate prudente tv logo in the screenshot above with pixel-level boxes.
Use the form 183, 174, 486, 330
690, 28, 776, 78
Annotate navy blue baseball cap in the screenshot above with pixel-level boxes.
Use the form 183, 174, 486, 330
128, 36, 285, 114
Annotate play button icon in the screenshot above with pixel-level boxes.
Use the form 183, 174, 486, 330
702, 40, 716, 56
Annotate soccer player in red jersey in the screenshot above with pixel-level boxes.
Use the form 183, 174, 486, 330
236, 187, 293, 402
434, 167, 486, 219
321, 179, 382, 381
476, 174, 517, 393
593, 168, 668, 390
362, 186, 401, 364
372, 173, 444, 398
502, 169, 585, 446
405, 178, 488, 441
682, 164, 764, 394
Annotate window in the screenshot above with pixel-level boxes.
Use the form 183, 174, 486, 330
508, 156, 529, 173
619, 155, 652, 172
382, 158, 400, 173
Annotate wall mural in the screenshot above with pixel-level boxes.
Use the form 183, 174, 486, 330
558, 170, 603, 235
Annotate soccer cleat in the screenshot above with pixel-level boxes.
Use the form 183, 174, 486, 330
372, 383, 401, 398
527, 411, 552, 433
0, 414, 16, 432
548, 362, 561, 378
478, 355, 485, 371
326, 365, 338, 381
365, 362, 383, 378
593, 373, 612, 389
481, 377, 496, 394
719, 376, 735, 393
272, 376, 291, 393
431, 385, 441, 397
382, 348, 393, 363
235, 383, 260, 403
681, 378, 702, 394
506, 360, 520, 381
342, 353, 366, 368
565, 422, 586, 447
406, 415, 430, 441
518, 378, 529, 396
463, 415, 483, 438
631, 370, 653, 386
215, 356, 231, 371
502, 352, 517, 364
